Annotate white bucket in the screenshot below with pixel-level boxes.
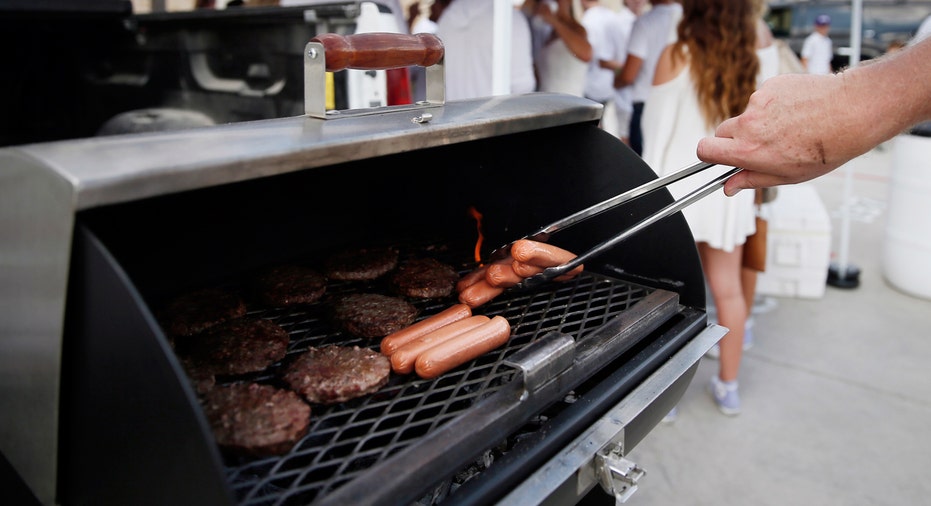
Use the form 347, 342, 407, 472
882, 132, 931, 300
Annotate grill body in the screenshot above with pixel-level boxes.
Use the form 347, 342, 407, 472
0, 93, 717, 505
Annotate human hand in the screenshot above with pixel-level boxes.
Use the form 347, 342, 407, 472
697, 73, 864, 196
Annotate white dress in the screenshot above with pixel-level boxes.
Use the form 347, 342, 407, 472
642, 45, 779, 252
536, 37, 588, 96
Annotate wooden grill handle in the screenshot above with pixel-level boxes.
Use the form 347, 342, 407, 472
310, 32, 444, 72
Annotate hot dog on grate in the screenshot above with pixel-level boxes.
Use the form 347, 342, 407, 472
414, 315, 511, 379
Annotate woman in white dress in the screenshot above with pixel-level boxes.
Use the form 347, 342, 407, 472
523, 0, 592, 96
642, 0, 768, 416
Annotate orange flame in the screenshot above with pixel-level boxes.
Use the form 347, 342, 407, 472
468, 206, 484, 264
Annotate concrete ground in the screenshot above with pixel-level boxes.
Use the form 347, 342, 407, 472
592, 139, 931, 505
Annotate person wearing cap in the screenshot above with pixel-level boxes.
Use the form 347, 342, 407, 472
801, 14, 833, 75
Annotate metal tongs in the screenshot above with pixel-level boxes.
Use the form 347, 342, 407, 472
490, 161, 741, 290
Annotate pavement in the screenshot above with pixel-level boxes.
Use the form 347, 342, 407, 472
585, 138, 931, 505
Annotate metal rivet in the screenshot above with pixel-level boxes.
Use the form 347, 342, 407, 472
308, 47, 318, 59
412, 113, 433, 124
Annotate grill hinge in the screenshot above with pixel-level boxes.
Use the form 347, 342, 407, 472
594, 432, 646, 504
503, 331, 576, 394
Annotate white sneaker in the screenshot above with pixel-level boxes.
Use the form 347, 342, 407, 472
708, 376, 741, 416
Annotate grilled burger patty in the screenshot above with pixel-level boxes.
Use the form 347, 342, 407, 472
178, 317, 290, 377
324, 247, 399, 281
390, 257, 459, 299
282, 345, 391, 405
159, 287, 247, 337
250, 264, 327, 307
330, 293, 418, 338
202, 382, 311, 457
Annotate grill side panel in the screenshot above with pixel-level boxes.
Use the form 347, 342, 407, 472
60, 226, 234, 506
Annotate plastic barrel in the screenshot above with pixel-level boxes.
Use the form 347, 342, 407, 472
882, 122, 931, 300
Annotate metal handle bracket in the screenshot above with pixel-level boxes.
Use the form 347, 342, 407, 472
595, 440, 646, 504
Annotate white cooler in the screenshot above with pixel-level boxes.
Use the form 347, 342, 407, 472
756, 184, 833, 299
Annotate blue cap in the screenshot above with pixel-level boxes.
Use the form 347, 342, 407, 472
815, 14, 831, 26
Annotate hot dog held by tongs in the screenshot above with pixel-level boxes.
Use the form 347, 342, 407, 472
457, 239, 584, 308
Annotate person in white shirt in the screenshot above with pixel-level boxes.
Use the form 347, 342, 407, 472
409, 0, 447, 34
614, 0, 683, 155
581, 0, 619, 106
581, 0, 624, 135
409, 0, 450, 102
524, 0, 592, 97
642, 0, 766, 417
609, 1, 641, 144
801, 14, 833, 75
436, 0, 536, 101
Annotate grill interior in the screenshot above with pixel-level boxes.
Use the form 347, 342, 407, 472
215, 248, 655, 504
58, 119, 706, 505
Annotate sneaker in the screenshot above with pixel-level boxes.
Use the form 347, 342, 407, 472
708, 376, 741, 416
661, 406, 678, 423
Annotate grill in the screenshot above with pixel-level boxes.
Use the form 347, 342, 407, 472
222, 268, 657, 504
0, 31, 724, 506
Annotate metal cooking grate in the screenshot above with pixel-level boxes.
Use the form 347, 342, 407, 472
198, 256, 653, 505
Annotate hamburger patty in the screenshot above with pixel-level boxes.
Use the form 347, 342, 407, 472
202, 382, 311, 457
330, 293, 418, 338
390, 257, 459, 299
250, 264, 327, 307
159, 287, 247, 337
324, 247, 399, 281
282, 345, 391, 405
178, 317, 290, 377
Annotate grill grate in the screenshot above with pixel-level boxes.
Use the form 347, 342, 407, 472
192, 252, 653, 505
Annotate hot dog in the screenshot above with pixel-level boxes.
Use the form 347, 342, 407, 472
380, 303, 472, 355
510, 261, 545, 278
510, 239, 582, 269
389, 315, 490, 374
456, 255, 513, 293
456, 265, 489, 293
484, 262, 525, 288
458, 279, 505, 308
414, 315, 511, 379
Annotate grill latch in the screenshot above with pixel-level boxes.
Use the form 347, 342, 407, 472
595, 434, 646, 504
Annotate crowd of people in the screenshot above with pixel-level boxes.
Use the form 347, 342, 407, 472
403, 0, 931, 419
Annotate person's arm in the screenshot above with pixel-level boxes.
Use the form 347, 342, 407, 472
537, 2, 592, 62
614, 53, 642, 88
799, 35, 814, 72
697, 37, 931, 196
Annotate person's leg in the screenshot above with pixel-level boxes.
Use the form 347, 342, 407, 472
698, 243, 746, 383
630, 102, 644, 155
615, 104, 632, 146
741, 267, 757, 314
741, 266, 757, 347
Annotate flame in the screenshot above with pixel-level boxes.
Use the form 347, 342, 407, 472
468, 206, 484, 264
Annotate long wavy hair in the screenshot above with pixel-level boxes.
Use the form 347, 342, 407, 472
671, 0, 760, 129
